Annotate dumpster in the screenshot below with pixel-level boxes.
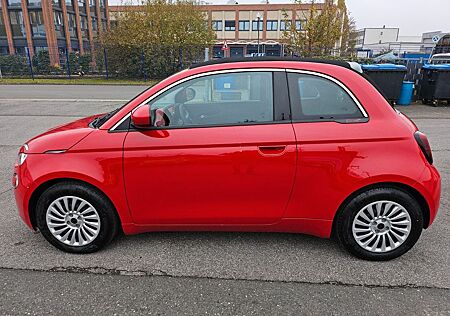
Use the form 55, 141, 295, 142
418, 64, 450, 105
361, 64, 407, 103
398, 81, 414, 105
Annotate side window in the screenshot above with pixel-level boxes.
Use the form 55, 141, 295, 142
148, 72, 274, 128
288, 73, 365, 121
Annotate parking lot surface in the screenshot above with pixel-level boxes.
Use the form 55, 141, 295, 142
0, 85, 449, 314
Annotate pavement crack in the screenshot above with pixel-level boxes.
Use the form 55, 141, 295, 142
0, 266, 448, 291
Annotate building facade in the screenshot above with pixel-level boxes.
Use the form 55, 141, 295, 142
354, 27, 447, 58
109, 2, 330, 58
354, 27, 399, 57
0, 0, 109, 64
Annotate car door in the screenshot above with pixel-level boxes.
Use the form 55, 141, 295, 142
123, 70, 297, 225
284, 70, 370, 221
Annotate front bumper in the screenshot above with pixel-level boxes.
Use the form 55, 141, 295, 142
13, 160, 35, 230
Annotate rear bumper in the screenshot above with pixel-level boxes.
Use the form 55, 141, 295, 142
421, 164, 441, 227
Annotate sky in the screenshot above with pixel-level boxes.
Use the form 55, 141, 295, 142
345, 0, 450, 36
108, 0, 450, 36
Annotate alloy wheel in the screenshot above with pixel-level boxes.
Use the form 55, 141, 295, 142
352, 200, 411, 253
46, 196, 101, 247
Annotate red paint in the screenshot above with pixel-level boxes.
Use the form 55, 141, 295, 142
131, 105, 151, 128
14, 61, 441, 240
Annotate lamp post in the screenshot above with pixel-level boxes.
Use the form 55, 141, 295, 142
256, 12, 261, 54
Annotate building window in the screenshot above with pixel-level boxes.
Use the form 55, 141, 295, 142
252, 20, 263, 31
280, 20, 291, 31
80, 15, 88, 38
238, 20, 249, 31
211, 20, 222, 31
34, 46, 48, 53
27, 0, 42, 8
0, 13, 7, 37
266, 20, 278, 31
7, 0, 22, 7
224, 20, 235, 31
82, 39, 89, 50
15, 46, 26, 55
212, 46, 224, 58
68, 13, 77, 38
78, 0, 86, 13
91, 16, 98, 31
295, 20, 302, 30
29, 11, 46, 37
89, 0, 96, 15
66, 0, 74, 11
54, 11, 64, 37
52, 0, 60, 8
9, 11, 26, 37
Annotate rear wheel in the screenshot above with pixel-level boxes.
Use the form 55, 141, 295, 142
335, 187, 423, 261
36, 181, 119, 253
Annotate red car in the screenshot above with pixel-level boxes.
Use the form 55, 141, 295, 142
13, 58, 440, 260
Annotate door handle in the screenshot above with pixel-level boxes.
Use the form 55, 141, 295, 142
258, 146, 287, 156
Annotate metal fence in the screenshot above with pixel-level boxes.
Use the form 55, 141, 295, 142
0, 44, 207, 80
0, 48, 433, 84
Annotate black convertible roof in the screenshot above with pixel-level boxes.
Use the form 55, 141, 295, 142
190, 56, 354, 70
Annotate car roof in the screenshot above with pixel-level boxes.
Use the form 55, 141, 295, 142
190, 56, 359, 72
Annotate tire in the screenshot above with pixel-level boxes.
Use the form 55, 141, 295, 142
335, 187, 423, 261
35, 181, 120, 253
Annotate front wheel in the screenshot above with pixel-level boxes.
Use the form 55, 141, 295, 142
335, 187, 423, 261
35, 181, 119, 253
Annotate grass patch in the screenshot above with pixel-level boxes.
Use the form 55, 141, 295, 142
0, 77, 159, 86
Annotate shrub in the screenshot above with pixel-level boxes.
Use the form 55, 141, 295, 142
0, 54, 29, 76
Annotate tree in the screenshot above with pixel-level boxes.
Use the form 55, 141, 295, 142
281, 0, 353, 57
100, 0, 215, 78
339, 11, 356, 57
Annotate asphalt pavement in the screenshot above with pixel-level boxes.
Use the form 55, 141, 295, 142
0, 85, 449, 315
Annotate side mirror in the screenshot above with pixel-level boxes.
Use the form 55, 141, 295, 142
131, 105, 152, 129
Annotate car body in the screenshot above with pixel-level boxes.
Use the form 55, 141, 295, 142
13, 58, 441, 260
429, 53, 450, 65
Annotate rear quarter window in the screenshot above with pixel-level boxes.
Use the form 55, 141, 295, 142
288, 72, 366, 121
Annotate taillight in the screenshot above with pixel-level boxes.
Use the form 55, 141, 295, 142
414, 131, 433, 164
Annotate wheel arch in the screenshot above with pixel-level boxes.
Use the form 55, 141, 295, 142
28, 178, 122, 231
331, 182, 430, 239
